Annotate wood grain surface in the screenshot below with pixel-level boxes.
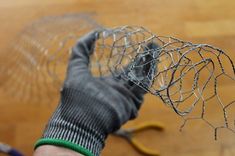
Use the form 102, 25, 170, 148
0, 0, 235, 156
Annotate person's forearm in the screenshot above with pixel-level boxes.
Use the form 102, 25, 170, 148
34, 145, 84, 156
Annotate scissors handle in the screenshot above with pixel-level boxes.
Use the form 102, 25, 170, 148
114, 122, 164, 156
129, 122, 164, 133
130, 138, 160, 156
0, 142, 24, 156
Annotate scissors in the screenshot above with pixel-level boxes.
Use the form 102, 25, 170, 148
113, 122, 164, 156
0, 142, 24, 156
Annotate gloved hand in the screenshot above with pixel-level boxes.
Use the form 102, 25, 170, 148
35, 30, 159, 156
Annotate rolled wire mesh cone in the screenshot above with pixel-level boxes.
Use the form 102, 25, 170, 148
92, 26, 235, 138
1, 22, 235, 138
0, 13, 102, 104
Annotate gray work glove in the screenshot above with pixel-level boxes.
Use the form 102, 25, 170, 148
35, 31, 159, 156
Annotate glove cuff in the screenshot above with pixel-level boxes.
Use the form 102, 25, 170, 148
35, 139, 94, 156
35, 88, 118, 156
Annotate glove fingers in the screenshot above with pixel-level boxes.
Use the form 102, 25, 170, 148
67, 30, 99, 77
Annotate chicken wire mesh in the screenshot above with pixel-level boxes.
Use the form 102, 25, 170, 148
0, 15, 235, 139
93, 26, 235, 139
0, 13, 102, 104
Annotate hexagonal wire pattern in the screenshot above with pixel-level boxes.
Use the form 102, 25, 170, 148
0, 16, 235, 138
0, 13, 102, 104
92, 26, 235, 139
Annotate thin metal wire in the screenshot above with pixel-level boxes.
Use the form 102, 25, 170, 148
92, 26, 235, 139
1, 21, 235, 138
0, 13, 102, 104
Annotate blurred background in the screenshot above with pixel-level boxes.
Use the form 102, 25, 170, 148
0, 0, 235, 156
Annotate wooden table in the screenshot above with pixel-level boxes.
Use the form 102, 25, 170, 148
0, 0, 235, 155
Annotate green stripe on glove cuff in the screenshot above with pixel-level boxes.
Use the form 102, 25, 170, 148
35, 139, 94, 156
